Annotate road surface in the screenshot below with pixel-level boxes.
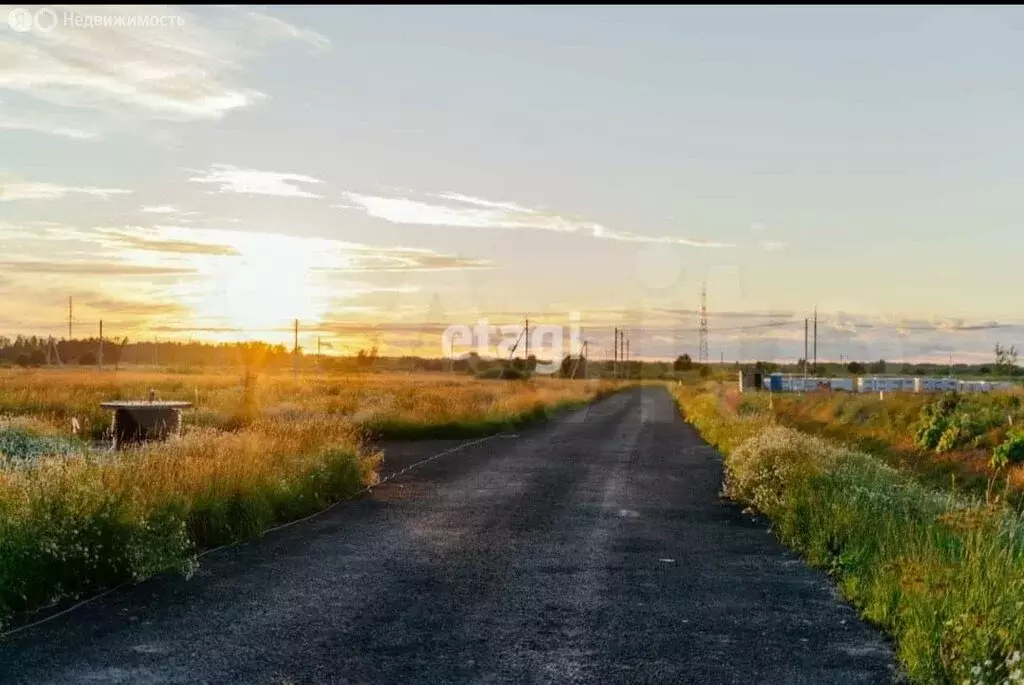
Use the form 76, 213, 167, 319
0, 387, 898, 684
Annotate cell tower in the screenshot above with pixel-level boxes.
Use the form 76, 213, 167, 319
698, 282, 709, 365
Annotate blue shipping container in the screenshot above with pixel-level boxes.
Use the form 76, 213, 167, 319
769, 373, 783, 392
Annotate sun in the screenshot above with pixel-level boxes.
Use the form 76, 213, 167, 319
188, 232, 331, 342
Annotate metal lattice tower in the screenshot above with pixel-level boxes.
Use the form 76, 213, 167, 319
698, 283, 709, 365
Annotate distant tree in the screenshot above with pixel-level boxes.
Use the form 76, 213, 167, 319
847, 361, 866, 375
995, 344, 1019, 376
673, 354, 693, 372
980, 365, 992, 375
356, 347, 379, 369
15, 353, 30, 367
699, 364, 710, 378
869, 359, 887, 374
28, 350, 46, 367
79, 351, 97, 366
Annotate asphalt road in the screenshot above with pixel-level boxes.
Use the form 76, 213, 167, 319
0, 387, 898, 684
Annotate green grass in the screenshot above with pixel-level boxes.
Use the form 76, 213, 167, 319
674, 383, 1024, 685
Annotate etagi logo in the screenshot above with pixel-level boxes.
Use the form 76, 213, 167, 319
442, 313, 582, 375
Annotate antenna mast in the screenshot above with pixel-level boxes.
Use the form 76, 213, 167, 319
698, 283, 709, 366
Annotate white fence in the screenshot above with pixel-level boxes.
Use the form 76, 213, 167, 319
743, 373, 1018, 394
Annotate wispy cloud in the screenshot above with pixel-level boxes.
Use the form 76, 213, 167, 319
139, 205, 179, 214
0, 115, 99, 140
0, 259, 193, 275
82, 224, 493, 274
0, 182, 132, 201
74, 295, 187, 317
336, 191, 732, 247
188, 164, 324, 198
0, 6, 328, 123
98, 228, 241, 257
760, 240, 785, 251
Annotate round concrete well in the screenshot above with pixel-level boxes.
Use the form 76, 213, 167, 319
101, 401, 192, 449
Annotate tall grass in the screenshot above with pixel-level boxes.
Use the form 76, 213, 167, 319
0, 418, 377, 628
0, 369, 619, 440
735, 388, 1024, 501
674, 383, 1024, 684
0, 370, 620, 630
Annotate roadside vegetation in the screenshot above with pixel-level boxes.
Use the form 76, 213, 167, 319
0, 368, 620, 630
674, 382, 1024, 684
746, 389, 1024, 503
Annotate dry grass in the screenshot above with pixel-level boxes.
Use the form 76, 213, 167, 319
0, 368, 617, 439
0, 368, 622, 629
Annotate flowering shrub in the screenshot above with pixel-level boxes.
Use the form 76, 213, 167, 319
0, 422, 83, 461
993, 432, 1024, 472
673, 383, 1024, 685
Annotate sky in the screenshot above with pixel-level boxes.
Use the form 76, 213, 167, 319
1, 5, 1022, 363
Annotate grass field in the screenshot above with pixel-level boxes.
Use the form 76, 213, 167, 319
675, 382, 1024, 685
0, 368, 621, 629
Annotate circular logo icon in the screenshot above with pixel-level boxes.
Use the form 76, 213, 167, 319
7, 7, 34, 32
34, 7, 58, 32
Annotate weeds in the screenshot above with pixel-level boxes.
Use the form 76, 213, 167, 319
674, 383, 1024, 684
0, 369, 619, 630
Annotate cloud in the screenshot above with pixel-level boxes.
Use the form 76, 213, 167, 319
101, 229, 241, 256
75, 295, 187, 317
311, 247, 492, 274
188, 164, 323, 198
760, 240, 786, 251
82, 223, 494, 274
243, 10, 330, 53
335, 191, 733, 248
0, 182, 132, 201
0, 6, 328, 123
0, 115, 99, 140
140, 205, 179, 214
0, 260, 193, 275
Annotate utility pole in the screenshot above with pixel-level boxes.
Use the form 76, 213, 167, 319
618, 331, 626, 378
68, 296, 73, 340
98, 320, 104, 371
804, 317, 809, 377
524, 316, 530, 362
813, 307, 818, 375
613, 327, 619, 379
